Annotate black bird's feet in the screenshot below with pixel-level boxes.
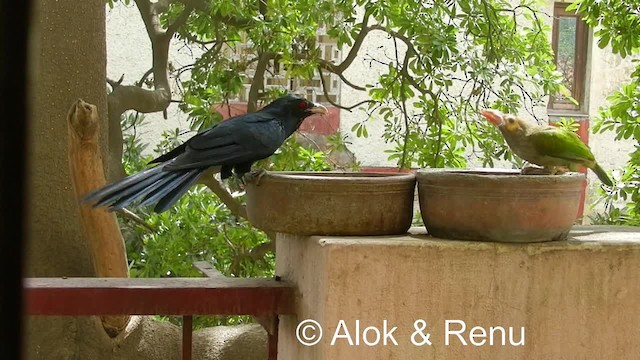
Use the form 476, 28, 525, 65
243, 168, 268, 186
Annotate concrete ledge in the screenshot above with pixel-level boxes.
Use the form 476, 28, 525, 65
276, 225, 640, 359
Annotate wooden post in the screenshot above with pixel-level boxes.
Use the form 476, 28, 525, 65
67, 99, 130, 337
182, 315, 193, 360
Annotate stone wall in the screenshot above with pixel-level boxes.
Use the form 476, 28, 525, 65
277, 226, 640, 359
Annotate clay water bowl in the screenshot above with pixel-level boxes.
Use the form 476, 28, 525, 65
246, 171, 416, 236
416, 168, 585, 243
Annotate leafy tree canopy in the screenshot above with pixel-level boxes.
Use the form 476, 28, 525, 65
108, 0, 563, 171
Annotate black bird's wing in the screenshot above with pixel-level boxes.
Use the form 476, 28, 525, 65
82, 94, 311, 213
164, 111, 285, 171
149, 142, 187, 164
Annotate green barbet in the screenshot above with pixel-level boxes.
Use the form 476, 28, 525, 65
481, 109, 613, 186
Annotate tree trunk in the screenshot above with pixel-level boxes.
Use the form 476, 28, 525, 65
26, 0, 112, 357
27, 0, 108, 278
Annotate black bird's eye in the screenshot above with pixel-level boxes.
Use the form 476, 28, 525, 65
298, 101, 308, 110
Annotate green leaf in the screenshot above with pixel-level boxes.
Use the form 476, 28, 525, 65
558, 85, 580, 106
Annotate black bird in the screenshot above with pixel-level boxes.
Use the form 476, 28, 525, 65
83, 94, 327, 213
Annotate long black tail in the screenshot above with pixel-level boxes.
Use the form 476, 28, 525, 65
82, 163, 204, 213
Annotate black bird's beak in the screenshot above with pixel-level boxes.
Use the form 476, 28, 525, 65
308, 103, 328, 115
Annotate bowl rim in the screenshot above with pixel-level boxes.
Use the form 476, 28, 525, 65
416, 168, 585, 182
252, 170, 416, 183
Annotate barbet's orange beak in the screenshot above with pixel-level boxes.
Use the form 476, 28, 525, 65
481, 109, 504, 126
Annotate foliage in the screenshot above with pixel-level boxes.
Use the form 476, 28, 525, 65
568, 0, 640, 225
567, 1, 640, 58
554, 117, 581, 133
355, 0, 564, 170
590, 76, 640, 225
141, 0, 567, 172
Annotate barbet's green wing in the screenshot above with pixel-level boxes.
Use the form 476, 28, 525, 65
528, 126, 595, 163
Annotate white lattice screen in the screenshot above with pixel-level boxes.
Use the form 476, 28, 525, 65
223, 32, 342, 104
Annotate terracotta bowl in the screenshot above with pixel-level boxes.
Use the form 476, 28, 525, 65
416, 168, 585, 243
246, 171, 416, 236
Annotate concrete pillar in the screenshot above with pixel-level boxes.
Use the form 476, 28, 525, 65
276, 226, 640, 359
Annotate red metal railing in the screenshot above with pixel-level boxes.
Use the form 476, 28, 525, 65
24, 262, 294, 360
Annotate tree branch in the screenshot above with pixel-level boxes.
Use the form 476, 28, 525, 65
182, 32, 219, 46
134, 0, 163, 37
107, 0, 180, 180
165, 3, 194, 37
137, 68, 154, 87
333, 10, 373, 73
196, 171, 278, 241
318, 60, 367, 91
317, 14, 424, 94
197, 172, 248, 219
309, 12, 375, 94
316, 65, 375, 111
117, 208, 156, 232
174, 0, 252, 28
248, 241, 274, 261
109, 86, 174, 114
107, 74, 125, 89
247, 52, 274, 112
